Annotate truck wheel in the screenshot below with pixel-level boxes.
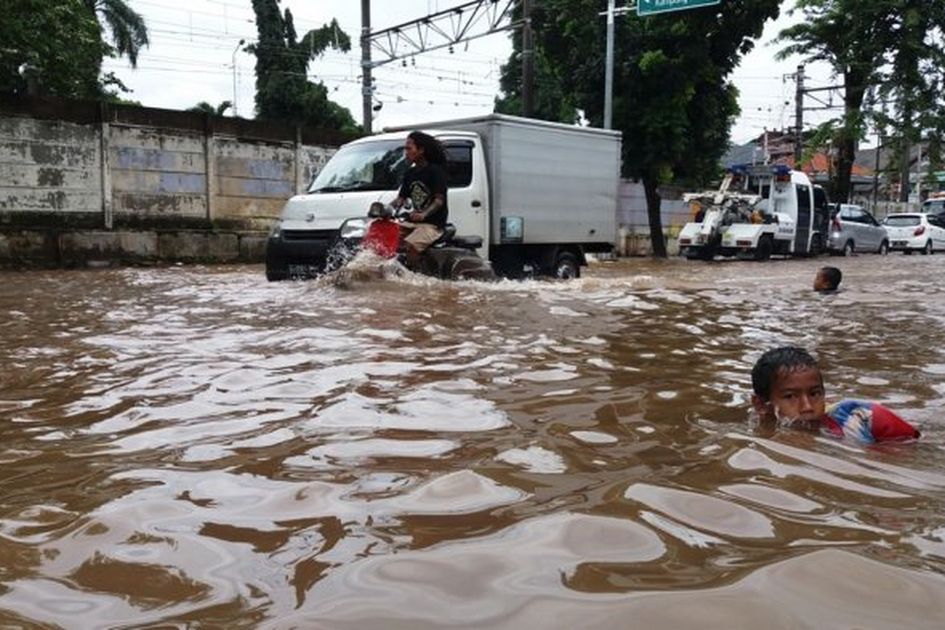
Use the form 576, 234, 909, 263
809, 233, 824, 256
754, 236, 773, 261
265, 251, 288, 282
553, 252, 581, 279
696, 246, 716, 261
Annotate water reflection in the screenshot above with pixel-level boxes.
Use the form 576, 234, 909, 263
0, 255, 943, 628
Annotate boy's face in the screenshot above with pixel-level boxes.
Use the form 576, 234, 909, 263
752, 366, 826, 424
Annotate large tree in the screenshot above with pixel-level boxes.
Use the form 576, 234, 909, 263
873, 0, 945, 201
250, 0, 358, 132
1, 0, 147, 99
776, 1, 893, 203
0, 0, 106, 98
496, 0, 781, 256
83, 0, 149, 68
779, 0, 945, 203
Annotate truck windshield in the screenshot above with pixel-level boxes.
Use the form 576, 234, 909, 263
309, 140, 407, 193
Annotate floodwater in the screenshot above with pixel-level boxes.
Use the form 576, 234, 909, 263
1, 253, 944, 629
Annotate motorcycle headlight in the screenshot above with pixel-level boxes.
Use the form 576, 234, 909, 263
340, 218, 368, 239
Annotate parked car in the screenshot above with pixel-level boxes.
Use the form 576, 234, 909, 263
828, 203, 889, 255
883, 213, 945, 255
921, 197, 945, 220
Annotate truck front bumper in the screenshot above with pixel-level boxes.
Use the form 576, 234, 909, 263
265, 228, 340, 279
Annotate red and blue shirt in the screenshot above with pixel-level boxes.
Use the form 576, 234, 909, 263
823, 400, 920, 443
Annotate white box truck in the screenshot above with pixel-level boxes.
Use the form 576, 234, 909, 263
265, 114, 620, 280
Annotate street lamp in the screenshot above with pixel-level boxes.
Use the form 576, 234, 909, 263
232, 39, 245, 117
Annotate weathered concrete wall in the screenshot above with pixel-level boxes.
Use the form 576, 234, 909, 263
0, 96, 357, 267
616, 181, 690, 256
213, 137, 332, 230
0, 116, 103, 227
110, 125, 209, 226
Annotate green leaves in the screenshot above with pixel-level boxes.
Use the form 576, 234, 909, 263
1, 0, 148, 99
249, 1, 358, 132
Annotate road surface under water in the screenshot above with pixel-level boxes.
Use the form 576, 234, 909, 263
1, 253, 944, 629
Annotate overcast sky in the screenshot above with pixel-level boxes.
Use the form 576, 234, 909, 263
106, 1, 838, 145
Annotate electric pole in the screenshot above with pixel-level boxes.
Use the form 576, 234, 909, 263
361, 0, 373, 134
794, 64, 804, 166
522, 0, 534, 117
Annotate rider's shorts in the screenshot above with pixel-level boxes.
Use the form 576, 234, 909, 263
401, 223, 442, 253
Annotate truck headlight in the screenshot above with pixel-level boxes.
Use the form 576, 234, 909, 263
340, 218, 367, 239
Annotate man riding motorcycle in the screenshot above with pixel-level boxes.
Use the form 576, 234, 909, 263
391, 131, 449, 269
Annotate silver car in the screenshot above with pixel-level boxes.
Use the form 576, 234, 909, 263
828, 203, 889, 255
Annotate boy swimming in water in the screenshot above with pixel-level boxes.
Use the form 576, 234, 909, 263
813, 266, 842, 292
750, 346, 919, 442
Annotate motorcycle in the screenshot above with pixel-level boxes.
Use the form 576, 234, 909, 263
328, 202, 496, 282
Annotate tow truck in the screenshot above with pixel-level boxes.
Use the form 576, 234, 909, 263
677, 164, 825, 261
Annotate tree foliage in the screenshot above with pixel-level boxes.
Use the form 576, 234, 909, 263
1, 0, 106, 98
1, 0, 148, 99
84, 0, 150, 68
189, 101, 233, 116
249, 0, 358, 132
496, 0, 781, 256
778, 0, 945, 202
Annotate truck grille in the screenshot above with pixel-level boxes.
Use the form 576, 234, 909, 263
283, 229, 336, 242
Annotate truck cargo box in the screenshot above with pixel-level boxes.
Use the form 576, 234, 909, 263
388, 114, 620, 248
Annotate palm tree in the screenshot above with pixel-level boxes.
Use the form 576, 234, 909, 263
83, 0, 149, 67
188, 101, 234, 116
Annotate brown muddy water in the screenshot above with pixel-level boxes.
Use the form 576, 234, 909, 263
1, 254, 944, 629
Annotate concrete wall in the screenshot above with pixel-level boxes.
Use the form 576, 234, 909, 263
616, 181, 690, 256
0, 116, 103, 225
0, 96, 356, 266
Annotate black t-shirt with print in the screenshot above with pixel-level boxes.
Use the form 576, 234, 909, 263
399, 162, 448, 228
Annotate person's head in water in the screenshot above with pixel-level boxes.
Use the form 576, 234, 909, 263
404, 131, 447, 167
751, 346, 825, 425
813, 266, 842, 292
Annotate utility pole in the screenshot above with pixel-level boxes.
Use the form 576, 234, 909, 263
361, 0, 373, 134
794, 64, 805, 167
522, 0, 534, 117
604, 0, 615, 129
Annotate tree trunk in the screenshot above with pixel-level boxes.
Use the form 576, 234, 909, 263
834, 73, 866, 204
899, 102, 913, 203
643, 176, 667, 258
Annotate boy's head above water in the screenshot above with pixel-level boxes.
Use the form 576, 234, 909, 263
814, 266, 842, 292
751, 346, 826, 425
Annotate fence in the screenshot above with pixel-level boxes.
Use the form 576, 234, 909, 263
0, 96, 356, 233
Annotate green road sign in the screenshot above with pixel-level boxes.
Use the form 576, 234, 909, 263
637, 0, 721, 16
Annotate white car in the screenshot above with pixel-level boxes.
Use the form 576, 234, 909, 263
884, 213, 945, 254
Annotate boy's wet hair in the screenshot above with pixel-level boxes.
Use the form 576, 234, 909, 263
817, 266, 842, 290
751, 346, 819, 400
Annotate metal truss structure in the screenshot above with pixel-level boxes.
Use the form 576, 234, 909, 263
365, 0, 521, 69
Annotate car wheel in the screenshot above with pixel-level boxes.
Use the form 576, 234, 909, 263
754, 236, 773, 261
878, 240, 889, 255
923, 240, 933, 255
553, 252, 581, 279
842, 240, 854, 256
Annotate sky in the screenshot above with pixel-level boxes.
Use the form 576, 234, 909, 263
105, 1, 840, 146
